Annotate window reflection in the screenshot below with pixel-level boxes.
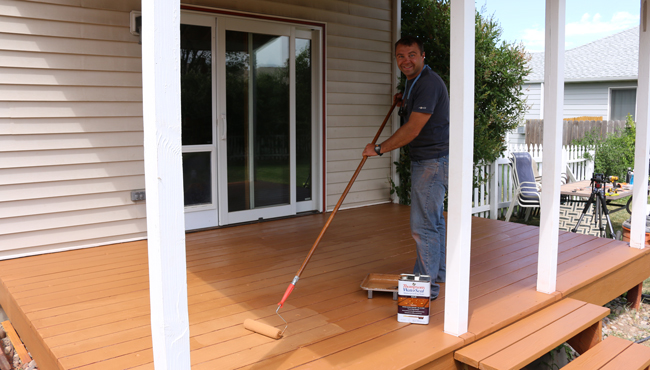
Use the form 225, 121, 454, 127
180, 24, 212, 145
226, 31, 290, 212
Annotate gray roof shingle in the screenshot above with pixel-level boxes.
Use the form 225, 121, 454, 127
527, 27, 639, 82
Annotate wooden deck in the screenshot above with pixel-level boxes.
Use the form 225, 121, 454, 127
0, 203, 649, 369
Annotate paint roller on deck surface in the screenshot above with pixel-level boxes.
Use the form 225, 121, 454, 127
244, 318, 283, 340
244, 101, 398, 339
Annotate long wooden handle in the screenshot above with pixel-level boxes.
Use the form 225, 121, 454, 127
277, 101, 398, 308
295, 100, 398, 277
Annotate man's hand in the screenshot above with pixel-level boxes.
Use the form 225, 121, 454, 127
394, 93, 404, 107
363, 143, 378, 157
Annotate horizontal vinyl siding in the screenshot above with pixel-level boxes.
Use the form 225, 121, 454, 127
524, 81, 641, 121
0, 117, 143, 134
1, 50, 142, 72
1, 176, 145, 202
563, 82, 609, 119
523, 83, 542, 119
197, 0, 396, 210
0, 0, 144, 257
0, 147, 144, 168
563, 81, 637, 120
3, 191, 145, 218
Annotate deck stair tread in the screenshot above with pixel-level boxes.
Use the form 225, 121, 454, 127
562, 336, 650, 370
454, 298, 609, 370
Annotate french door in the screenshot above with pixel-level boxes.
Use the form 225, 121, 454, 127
180, 13, 321, 229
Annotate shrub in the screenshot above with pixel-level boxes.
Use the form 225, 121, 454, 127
572, 114, 636, 179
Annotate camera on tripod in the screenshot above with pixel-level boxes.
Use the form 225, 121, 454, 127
590, 173, 619, 191
591, 173, 609, 184
573, 172, 617, 239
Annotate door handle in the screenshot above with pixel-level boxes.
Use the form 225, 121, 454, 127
220, 113, 227, 141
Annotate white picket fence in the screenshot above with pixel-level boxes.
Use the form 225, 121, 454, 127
471, 144, 595, 218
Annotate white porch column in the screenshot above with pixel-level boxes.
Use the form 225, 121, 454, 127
391, 0, 402, 204
631, 0, 650, 249
537, 0, 565, 294
489, 163, 499, 219
444, 0, 474, 337
142, 0, 191, 368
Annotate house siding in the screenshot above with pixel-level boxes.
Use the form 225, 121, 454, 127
0, 0, 146, 258
523, 80, 639, 120
1, 0, 396, 257
523, 83, 542, 119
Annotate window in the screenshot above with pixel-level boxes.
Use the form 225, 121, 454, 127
610, 88, 636, 121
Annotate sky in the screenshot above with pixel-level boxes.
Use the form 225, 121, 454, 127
478, 0, 640, 52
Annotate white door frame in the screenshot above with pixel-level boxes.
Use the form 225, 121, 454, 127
215, 15, 322, 225
181, 13, 219, 230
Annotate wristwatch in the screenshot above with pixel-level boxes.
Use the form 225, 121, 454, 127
374, 144, 383, 156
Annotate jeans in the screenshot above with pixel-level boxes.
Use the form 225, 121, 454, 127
410, 155, 448, 299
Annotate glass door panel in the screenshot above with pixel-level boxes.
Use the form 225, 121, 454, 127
181, 15, 218, 230
225, 31, 290, 212
216, 17, 320, 225
295, 38, 312, 202
182, 152, 211, 206
181, 24, 213, 146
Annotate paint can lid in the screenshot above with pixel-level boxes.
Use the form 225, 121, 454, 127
399, 273, 431, 282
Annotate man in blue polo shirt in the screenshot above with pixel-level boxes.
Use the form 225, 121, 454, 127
363, 36, 449, 300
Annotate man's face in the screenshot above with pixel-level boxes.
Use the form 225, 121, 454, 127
395, 43, 425, 80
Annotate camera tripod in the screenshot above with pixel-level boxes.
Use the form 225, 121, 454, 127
571, 178, 616, 239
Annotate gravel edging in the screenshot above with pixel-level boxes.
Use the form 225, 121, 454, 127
0, 319, 38, 370
602, 295, 650, 345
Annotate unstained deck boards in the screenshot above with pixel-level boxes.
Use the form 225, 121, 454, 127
0, 203, 648, 369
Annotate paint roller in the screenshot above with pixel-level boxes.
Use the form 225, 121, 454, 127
244, 101, 398, 339
243, 318, 283, 339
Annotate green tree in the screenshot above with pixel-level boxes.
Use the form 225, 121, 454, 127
393, 0, 530, 204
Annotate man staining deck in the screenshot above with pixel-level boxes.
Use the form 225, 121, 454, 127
364, 36, 450, 301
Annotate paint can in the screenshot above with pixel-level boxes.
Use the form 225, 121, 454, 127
397, 274, 430, 324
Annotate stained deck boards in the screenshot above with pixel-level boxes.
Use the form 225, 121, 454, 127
0, 204, 649, 369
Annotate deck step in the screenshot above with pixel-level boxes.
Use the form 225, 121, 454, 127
454, 298, 610, 370
562, 336, 650, 369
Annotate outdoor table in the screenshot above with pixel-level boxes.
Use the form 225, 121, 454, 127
560, 179, 633, 214
560, 179, 633, 200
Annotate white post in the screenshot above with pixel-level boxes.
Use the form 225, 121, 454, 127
631, 0, 650, 249
444, 0, 474, 337
537, 0, 565, 294
489, 161, 499, 219
391, 0, 402, 204
142, 0, 191, 368
585, 148, 595, 179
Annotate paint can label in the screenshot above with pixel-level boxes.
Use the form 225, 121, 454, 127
397, 274, 430, 325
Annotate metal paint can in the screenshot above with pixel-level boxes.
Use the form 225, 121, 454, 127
397, 274, 430, 324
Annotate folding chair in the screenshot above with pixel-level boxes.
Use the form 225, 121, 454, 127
505, 152, 542, 222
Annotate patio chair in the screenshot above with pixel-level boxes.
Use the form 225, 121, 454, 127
505, 152, 542, 222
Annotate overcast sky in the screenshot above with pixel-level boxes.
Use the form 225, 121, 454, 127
478, 0, 640, 52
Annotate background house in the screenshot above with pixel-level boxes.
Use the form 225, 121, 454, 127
0, 0, 401, 259
524, 26, 639, 121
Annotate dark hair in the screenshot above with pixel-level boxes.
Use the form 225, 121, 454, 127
395, 36, 424, 54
